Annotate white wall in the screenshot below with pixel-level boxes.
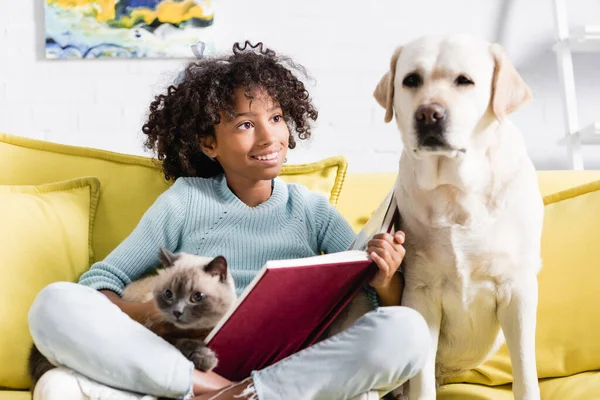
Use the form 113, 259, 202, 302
1, 0, 599, 172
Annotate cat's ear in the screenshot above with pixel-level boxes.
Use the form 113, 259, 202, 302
159, 247, 180, 267
204, 256, 228, 282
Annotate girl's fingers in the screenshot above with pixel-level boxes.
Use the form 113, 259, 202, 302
394, 231, 406, 244
368, 239, 395, 254
369, 241, 402, 265
371, 251, 391, 275
373, 231, 406, 243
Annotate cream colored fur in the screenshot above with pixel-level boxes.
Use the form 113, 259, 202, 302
374, 34, 543, 400
122, 253, 236, 305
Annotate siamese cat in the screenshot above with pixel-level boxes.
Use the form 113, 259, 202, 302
28, 249, 236, 391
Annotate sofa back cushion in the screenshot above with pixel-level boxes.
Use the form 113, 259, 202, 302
0, 133, 347, 263
0, 178, 99, 389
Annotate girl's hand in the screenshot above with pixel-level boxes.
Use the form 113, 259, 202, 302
366, 231, 406, 289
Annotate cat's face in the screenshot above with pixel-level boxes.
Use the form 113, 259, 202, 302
153, 250, 237, 330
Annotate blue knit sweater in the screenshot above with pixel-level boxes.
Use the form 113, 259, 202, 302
79, 175, 378, 306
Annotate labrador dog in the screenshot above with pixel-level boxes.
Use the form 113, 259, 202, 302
373, 34, 544, 400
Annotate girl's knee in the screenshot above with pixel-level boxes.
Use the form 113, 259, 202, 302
362, 307, 430, 373
28, 282, 91, 341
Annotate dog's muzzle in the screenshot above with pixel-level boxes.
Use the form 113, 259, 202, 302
414, 103, 448, 149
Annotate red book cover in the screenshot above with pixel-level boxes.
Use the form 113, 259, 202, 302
204, 251, 376, 381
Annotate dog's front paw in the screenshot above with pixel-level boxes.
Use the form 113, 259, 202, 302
175, 339, 218, 372
513, 386, 541, 400
512, 377, 541, 400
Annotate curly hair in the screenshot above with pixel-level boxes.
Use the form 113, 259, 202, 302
142, 41, 318, 181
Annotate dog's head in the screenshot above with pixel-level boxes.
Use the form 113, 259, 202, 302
374, 34, 532, 159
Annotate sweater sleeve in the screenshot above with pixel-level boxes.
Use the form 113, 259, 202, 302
78, 178, 191, 296
307, 192, 381, 309
307, 192, 355, 255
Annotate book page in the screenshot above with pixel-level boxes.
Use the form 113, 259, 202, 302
266, 250, 369, 268
350, 185, 398, 251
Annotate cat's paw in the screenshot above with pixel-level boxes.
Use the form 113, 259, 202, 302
190, 345, 218, 372
175, 339, 218, 372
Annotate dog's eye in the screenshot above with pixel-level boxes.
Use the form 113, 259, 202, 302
455, 75, 474, 86
191, 292, 204, 303
163, 289, 173, 300
402, 73, 422, 88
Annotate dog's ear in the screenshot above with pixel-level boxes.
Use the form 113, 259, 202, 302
490, 44, 532, 120
374, 46, 402, 123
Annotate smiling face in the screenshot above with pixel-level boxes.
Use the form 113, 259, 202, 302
201, 87, 289, 184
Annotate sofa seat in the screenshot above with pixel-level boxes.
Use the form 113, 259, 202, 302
438, 371, 600, 400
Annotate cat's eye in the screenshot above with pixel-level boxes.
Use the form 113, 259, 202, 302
455, 75, 474, 86
191, 292, 204, 303
402, 73, 422, 88
163, 289, 173, 300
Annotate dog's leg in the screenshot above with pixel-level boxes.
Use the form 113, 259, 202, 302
497, 273, 540, 400
402, 288, 440, 400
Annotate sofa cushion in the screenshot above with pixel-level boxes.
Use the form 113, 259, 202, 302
337, 171, 600, 233
277, 156, 347, 205
0, 178, 100, 389
0, 391, 31, 400
536, 170, 600, 196
447, 180, 600, 387
0, 132, 347, 262
336, 173, 397, 233
438, 371, 600, 400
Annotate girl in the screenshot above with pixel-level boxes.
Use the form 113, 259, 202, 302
28, 42, 429, 400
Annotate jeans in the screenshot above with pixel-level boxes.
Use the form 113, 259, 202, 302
28, 282, 430, 400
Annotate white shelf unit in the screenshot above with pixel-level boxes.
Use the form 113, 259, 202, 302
557, 122, 600, 146
552, 0, 600, 170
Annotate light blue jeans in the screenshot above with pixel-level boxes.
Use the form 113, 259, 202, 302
28, 282, 430, 400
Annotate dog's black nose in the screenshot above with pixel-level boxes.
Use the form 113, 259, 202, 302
415, 103, 447, 146
415, 103, 446, 125
173, 310, 183, 319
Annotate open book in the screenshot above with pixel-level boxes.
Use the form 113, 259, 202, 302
204, 188, 400, 381
204, 250, 376, 381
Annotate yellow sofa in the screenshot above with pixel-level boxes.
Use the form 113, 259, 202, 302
1, 132, 599, 399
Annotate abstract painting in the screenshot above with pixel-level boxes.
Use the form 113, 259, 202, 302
45, 0, 216, 59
